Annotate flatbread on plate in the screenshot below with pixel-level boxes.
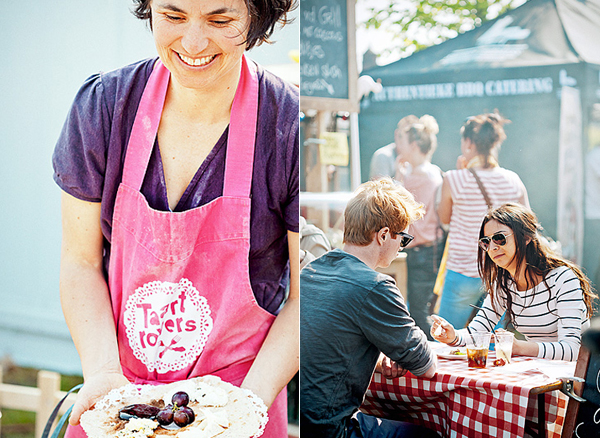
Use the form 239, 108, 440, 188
80, 375, 268, 438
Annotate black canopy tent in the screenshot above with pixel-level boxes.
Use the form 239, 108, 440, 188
359, 0, 600, 266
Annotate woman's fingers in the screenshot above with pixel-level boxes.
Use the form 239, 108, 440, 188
69, 373, 129, 425
430, 315, 455, 342
69, 384, 99, 425
430, 315, 446, 337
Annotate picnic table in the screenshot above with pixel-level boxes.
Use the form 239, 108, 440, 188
361, 342, 574, 438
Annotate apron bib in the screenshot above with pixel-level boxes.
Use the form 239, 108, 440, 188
66, 55, 287, 437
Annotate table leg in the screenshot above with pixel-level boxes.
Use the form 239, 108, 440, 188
537, 393, 546, 438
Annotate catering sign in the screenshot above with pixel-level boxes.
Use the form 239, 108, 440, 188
372, 76, 553, 103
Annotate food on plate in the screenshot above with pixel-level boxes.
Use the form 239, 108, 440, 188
449, 349, 466, 356
155, 408, 174, 426
121, 391, 196, 428
80, 375, 268, 438
118, 404, 160, 421
172, 392, 190, 408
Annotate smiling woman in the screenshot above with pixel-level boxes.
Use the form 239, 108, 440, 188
51, 0, 299, 437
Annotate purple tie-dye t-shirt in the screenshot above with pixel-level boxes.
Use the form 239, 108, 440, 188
53, 58, 299, 315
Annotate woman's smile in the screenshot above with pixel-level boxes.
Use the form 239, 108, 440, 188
176, 51, 217, 67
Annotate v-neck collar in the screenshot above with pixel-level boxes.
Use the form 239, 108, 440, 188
154, 127, 229, 212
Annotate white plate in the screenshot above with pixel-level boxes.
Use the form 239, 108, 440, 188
436, 346, 468, 360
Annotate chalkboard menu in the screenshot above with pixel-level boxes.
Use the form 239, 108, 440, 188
300, 0, 358, 112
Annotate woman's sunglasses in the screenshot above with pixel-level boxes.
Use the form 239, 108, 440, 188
478, 232, 513, 251
394, 231, 415, 248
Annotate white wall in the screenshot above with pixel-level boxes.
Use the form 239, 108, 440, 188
0, 0, 298, 374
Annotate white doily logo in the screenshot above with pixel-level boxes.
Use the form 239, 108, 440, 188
124, 278, 213, 373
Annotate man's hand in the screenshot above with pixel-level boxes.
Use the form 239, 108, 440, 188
69, 372, 130, 426
376, 354, 408, 379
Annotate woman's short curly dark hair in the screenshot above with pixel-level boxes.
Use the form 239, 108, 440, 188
132, 0, 296, 50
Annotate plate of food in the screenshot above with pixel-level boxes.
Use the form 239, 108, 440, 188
436, 346, 468, 360
80, 375, 268, 438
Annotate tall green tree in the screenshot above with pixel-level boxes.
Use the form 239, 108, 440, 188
361, 0, 526, 58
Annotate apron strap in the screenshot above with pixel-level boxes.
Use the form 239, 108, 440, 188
223, 55, 259, 198
122, 55, 258, 198
122, 60, 170, 191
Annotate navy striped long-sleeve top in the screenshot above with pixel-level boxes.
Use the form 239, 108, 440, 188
453, 266, 589, 361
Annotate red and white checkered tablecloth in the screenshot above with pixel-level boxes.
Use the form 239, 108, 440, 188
360, 343, 572, 438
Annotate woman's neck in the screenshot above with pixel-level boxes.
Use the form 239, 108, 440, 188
511, 263, 544, 291
467, 155, 499, 169
166, 67, 241, 124
408, 152, 428, 168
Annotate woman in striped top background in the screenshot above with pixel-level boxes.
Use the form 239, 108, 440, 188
437, 113, 529, 329
431, 203, 596, 361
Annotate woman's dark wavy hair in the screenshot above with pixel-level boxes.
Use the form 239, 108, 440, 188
477, 203, 596, 325
461, 111, 509, 168
132, 0, 296, 50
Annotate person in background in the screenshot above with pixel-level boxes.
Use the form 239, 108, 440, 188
52, 1, 298, 437
437, 112, 529, 328
301, 178, 438, 438
432, 203, 596, 361
300, 216, 331, 269
369, 115, 419, 180
395, 115, 444, 339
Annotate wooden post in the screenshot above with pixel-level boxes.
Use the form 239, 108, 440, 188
36, 371, 60, 438
317, 111, 331, 231
304, 111, 335, 232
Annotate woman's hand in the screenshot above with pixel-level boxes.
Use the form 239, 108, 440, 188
69, 372, 130, 425
376, 354, 408, 379
430, 315, 456, 344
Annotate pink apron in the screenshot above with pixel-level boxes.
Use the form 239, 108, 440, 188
66, 55, 287, 437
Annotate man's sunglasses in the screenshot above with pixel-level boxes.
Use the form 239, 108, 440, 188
478, 232, 513, 251
394, 231, 415, 248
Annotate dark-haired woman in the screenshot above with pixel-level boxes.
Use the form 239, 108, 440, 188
437, 113, 529, 329
431, 203, 596, 361
52, 1, 299, 436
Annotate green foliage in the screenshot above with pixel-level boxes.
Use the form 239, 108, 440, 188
1, 367, 83, 438
1, 409, 36, 438
360, 0, 525, 58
